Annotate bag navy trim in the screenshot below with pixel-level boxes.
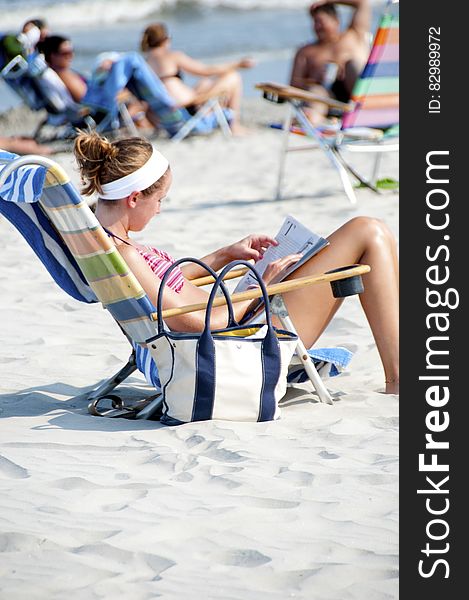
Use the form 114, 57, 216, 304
152, 258, 291, 425
156, 257, 236, 334
148, 334, 175, 417
258, 328, 281, 421
160, 413, 186, 426
192, 329, 216, 421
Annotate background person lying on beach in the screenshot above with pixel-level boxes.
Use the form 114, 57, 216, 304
0, 136, 52, 156
74, 131, 399, 393
290, 0, 370, 125
141, 22, 254, 135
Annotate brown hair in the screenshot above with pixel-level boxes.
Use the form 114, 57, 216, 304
309, 3, 338, 19
73, 130, 169, 198
140, 23, 169, 52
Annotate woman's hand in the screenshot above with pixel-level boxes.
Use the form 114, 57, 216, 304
238, 57, 255, 69
225, 234, 278, 262
262, 254, 303, 286
309, 0, 331, 10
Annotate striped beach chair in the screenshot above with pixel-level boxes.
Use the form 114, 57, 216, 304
0, 150, 161, 417
0, 152, 368, 418
257, 0, 399, 204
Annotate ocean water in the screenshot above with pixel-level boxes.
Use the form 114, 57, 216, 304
0, 0, 384, 112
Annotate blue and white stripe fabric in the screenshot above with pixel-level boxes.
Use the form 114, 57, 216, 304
134, 344, 161, 389
135, 342, 352, 397
0, 150, 45, 202
287, 346, 353, 383
0, 150, 97, 303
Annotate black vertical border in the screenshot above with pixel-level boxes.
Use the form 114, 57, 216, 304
400, 1, 465, 595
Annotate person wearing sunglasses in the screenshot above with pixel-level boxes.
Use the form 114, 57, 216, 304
38, 36, 87, 103
39, 35, 185, 132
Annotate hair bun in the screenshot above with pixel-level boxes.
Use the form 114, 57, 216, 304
73, 131, 155, 198
74, 130, 118, 195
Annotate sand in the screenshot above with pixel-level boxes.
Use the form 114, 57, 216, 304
0, 99, 398, 599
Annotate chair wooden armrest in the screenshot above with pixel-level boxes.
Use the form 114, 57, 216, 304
256, 82, 354, 113
190, 267, 249, 287
156, 264, 370, 320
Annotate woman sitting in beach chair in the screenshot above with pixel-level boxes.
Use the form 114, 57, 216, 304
39, 35, 180, 134
74, 131, 399, 393
141, 22, 254, 135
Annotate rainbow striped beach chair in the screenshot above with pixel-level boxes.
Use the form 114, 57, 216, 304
257, 0, 399, 204
0, 152, 367, 419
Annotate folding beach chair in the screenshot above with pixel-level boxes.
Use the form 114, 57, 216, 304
0, 53, 138, 142
0, 152, 369, 418
1, 51, 231, 144
257, 0, 399, 204
168, 94, 233, 143
118, 67, 233, 143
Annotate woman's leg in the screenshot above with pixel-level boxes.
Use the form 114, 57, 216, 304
280, 217, 399, 393
0, 136, 52, 156
302, 83, 330, 126
192, 71, 245, 133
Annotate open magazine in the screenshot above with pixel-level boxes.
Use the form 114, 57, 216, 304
234, 215, 329, 293
235, 215, 329, 323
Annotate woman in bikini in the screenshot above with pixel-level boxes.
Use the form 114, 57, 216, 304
74, 131, 399, 393
141, 23, 254, 135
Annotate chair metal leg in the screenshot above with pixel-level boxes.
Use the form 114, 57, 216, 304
212, 99, 232, 138
86, 351, 137, 403
332, 146, 378, 195
371, 151, 383, 185
85, 350, 163, 419
171, 99, 217, 143
118, 103, 139, 137
276, 103, 293, 200
328, 148, 359, 204
270, 294, 334, 405
292, 105, 358, 204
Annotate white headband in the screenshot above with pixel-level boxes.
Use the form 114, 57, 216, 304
99, 149, 169, 200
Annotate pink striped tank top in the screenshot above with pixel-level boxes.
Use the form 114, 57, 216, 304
136, 245, 185, 293
103, 228, 184, 293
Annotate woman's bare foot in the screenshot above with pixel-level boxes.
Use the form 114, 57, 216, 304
229, 123, 250, 136
385, 379, 399, 394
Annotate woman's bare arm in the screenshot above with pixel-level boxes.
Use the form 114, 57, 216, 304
175, 51, 252, 77
180, 234, 278, 280
118, 244, 299, 332
290, 47, 314, 89
118, 244, 252, 331
57, 69, 87, 102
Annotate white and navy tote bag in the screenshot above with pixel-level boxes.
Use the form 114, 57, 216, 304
147, 258, 298, 425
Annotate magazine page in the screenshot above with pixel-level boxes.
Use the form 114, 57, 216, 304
234, 215, 329, 292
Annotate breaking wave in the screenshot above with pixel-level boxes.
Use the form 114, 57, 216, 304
0, 0, 313, 30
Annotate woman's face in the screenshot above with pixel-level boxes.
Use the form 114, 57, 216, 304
129, 170, 172, 232
49, 40, 74, 69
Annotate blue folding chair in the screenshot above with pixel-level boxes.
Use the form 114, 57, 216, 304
1, 53, 138, 142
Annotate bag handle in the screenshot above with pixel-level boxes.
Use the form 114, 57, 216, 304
156, 257, 236, 334
204, 260, 274, 331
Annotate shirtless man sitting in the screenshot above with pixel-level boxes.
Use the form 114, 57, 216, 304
290, 0, 370, 125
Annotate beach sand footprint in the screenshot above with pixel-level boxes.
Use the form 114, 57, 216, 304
0, 454, 30, 479
219, 548, 271, 568
277, 466, 315, 486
